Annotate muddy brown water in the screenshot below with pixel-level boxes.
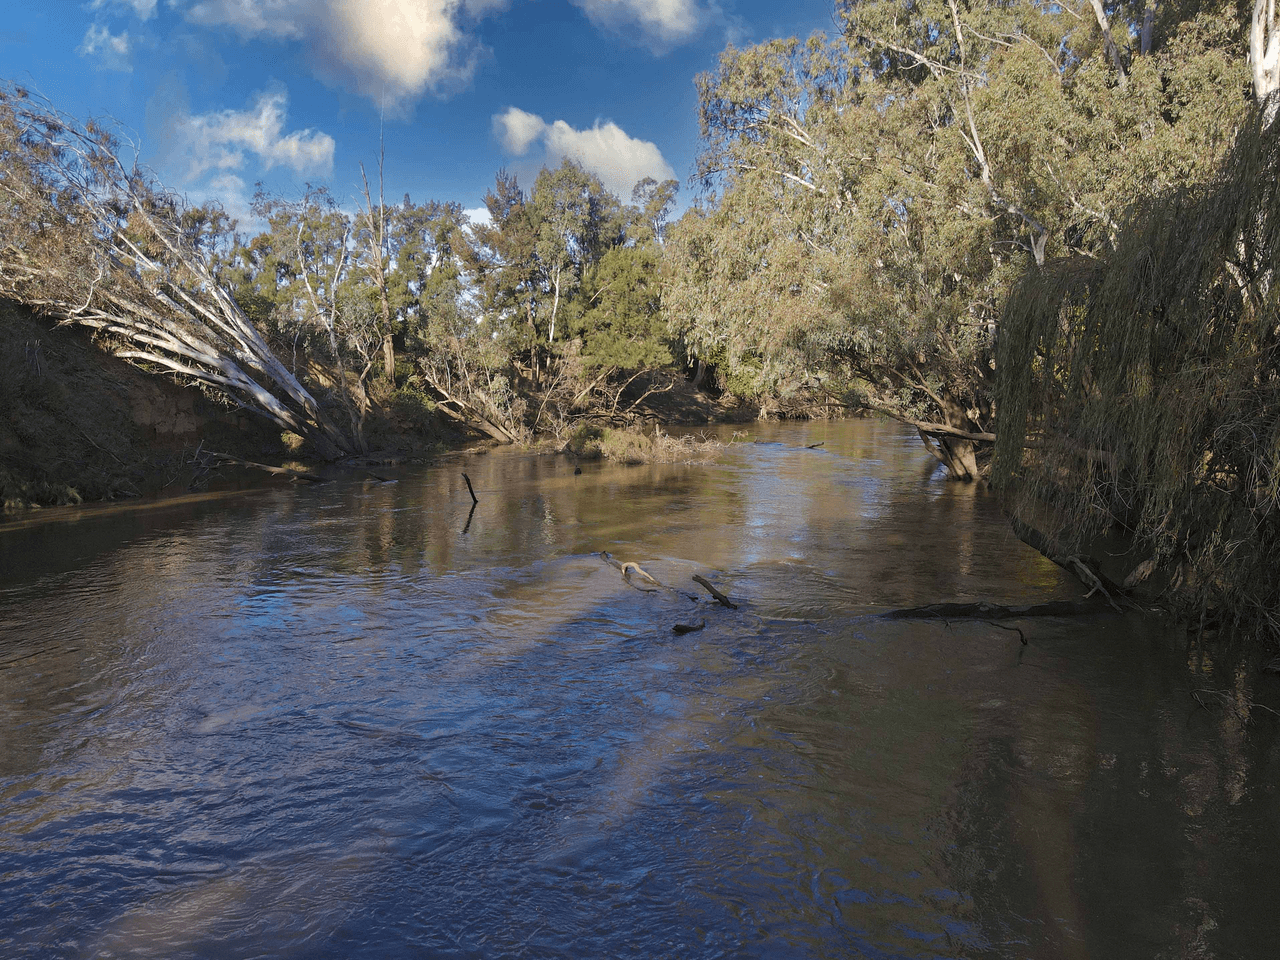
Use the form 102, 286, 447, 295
2, 420, 1277, 959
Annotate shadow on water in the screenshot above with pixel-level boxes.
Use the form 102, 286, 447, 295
1, 420, 1279, 958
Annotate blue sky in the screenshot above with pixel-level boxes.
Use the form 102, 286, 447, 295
4, 0, 839, 230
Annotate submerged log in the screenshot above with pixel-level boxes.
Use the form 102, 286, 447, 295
879, 599, 1113, 620
672, 620, 706, 634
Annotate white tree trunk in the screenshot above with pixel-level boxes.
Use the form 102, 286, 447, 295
1253, 0, 1280, 120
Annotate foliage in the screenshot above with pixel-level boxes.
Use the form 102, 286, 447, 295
666, 3, 1249, 476
469, 159, 679, 421
994, 105, 1280, 640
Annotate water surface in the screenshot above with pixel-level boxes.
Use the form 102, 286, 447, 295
2, 420, 1277, 958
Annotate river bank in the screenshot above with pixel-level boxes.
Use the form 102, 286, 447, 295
0, 302, 769, 513
0, 301, 303, 510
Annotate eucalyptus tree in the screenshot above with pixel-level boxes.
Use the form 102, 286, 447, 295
469, 161, 675, 411
667, 1, 1249, 478
0, 85, 356, 457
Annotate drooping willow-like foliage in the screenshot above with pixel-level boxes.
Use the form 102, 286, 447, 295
994, 105, 1280, 638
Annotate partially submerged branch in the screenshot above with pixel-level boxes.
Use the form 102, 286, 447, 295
693, 574, 738, 609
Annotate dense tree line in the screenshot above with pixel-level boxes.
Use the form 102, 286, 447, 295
1, 1, 1260, 466
0, 85, 678, 455
667, 0, 1252, 478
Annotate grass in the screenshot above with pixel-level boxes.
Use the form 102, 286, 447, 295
562, 423, 726, 464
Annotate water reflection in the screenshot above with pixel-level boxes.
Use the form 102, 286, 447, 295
1, 420, 1277, 958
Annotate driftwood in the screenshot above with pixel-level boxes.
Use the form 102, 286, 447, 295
672, 620, 706, 635
693, 574, 738, 609
200, 449, 326, 483
600, 552, 659, 593
806, 442, 825, 449
622, 561, 661, 586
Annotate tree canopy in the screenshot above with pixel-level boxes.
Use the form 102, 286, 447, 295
665, 0, 1250, 477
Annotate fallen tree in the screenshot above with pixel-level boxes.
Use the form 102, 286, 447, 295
0, 85, 357, 458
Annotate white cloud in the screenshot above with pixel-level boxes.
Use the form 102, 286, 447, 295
570, 0, 704, 48
90, 0, 158, 19
158, 89, 335, 182
493, 106, 546, 154
464, 205, 492, 227
494, 107, 675, 201
78, 24, 133, 72
182, 0, 507, 104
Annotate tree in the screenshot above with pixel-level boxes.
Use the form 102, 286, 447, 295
468, 160, 671, 417
356, 154, 396, 383
993, 9, 1280, 638
0, 85, 356, 457
667, 2, 1249, 478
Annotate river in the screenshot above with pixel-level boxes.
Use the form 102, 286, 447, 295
1, 419, 1277, 959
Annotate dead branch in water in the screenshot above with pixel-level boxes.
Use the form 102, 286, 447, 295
1008, 517, 1127, 611
693, 575, 738, 609
622, 561, 661, 586
600, 552, 659, 593
198, 449, 326, 483
462, 472, 478, 504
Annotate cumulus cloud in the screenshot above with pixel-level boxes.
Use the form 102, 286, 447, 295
89, 0, 158, 19
493, 106, 546, 154
570, 0, 704, 48
78, 24, 133, 72
493, 106, 675, 201
182, 0, 507, 104
155, 88, 335, 183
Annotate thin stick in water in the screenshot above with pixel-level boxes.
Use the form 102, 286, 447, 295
462, 472, 478, 504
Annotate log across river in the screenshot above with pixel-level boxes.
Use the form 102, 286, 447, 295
1, 419, 1277, 958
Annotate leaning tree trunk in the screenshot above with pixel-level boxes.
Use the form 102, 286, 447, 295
1253, 0, 1280, 116
0, 86, 358, 458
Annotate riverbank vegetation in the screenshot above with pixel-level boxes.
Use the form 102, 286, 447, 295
995, 101, 1280, 638
3, 3, 1280, 640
